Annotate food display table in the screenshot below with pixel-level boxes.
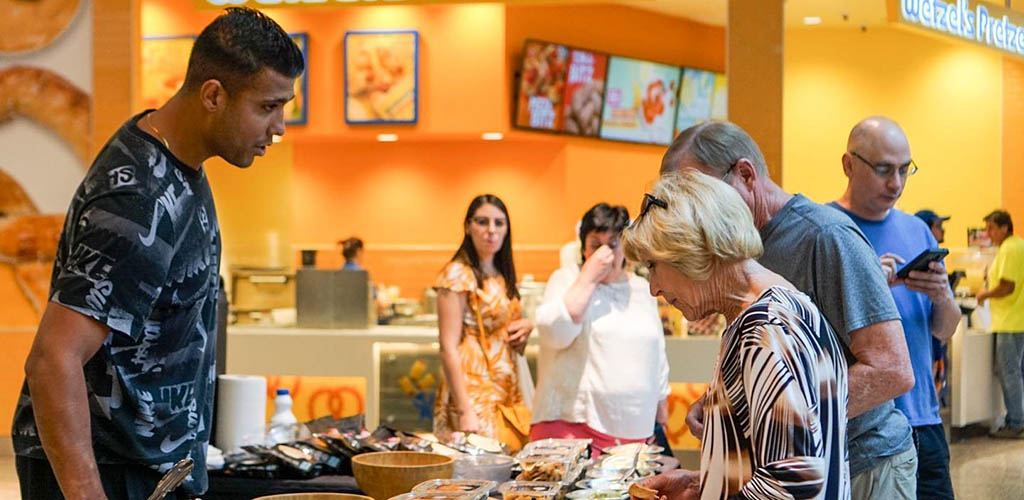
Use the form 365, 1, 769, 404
205, 473, 362, 500
203, 456, 680, 500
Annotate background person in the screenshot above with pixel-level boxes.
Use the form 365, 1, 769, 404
532, 203, 669, 453
433, 194, 534, 451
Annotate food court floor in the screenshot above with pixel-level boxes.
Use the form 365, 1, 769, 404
0, 436, 1022, 499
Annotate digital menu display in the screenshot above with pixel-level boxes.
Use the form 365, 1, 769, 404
599, 56, 680, 145
561, 48, 608, 137
675, 68, 716, 134
515, 41, 570, 131
515, 41, 608, 137
711, 73, 728, 121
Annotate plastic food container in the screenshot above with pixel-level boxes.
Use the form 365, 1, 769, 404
413, 479, 498, 497
388, 493, 479, 500
574, 479, 631, 491
564, 489, 628, 500
585, 467, 655, 480
452, 454, 515, 482
517, 453, 574, 483
498, 481, 562, 500
523, 439, 591, 459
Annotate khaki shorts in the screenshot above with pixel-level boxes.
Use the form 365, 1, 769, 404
851, 445, 918, 500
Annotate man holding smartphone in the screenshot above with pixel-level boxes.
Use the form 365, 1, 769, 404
829, 116, 961, 500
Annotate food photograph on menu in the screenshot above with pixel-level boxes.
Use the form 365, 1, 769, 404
141, 36, 195, 112
144, 33, 309, 125
515, 41, 570, 132
344, 30, 419, 124
599, 56, 679, 145
561, 48, 608, 137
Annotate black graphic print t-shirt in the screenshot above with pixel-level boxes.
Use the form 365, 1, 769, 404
12, 111, 221, 495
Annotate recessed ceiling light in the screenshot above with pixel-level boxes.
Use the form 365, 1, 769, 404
482, 132, 504, 141
377, 133, 398, 142
804, 16, 822, 25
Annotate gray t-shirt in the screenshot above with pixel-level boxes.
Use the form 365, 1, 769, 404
758, 194, 912, 477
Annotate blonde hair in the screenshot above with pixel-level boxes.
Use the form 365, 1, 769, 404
623, 170, 763, 281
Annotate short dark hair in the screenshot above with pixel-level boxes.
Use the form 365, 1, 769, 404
341, 237, 363, 260
579, 203, 630, 262
183, 7, 304, 93
984, 210, 1013, 234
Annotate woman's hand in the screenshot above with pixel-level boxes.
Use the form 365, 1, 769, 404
458, 410, 482, 434
507, 318, 533, 354
633, 469, 701, 500
580, 245, 616, 285
685, 392, 706, 438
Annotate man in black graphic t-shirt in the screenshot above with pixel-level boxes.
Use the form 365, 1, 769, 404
12, 8, 303, 500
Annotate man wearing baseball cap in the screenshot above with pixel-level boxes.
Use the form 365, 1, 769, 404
915, 209, 950, 244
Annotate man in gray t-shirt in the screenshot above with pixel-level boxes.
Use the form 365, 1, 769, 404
661, 121, 917, 499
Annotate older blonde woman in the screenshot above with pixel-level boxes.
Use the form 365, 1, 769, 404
625, 170, 850, 500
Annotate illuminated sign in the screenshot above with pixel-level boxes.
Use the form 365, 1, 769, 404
891, 0, 1024, 57
195, 0, 501, 8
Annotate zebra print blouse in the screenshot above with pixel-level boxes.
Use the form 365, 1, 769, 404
699, 286, 850, 500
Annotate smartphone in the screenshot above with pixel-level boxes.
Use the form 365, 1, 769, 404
896, 248, 949, 279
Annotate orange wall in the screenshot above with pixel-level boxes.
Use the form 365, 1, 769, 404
141, 1, 726, 297
505, 4, 725, 73
143, 2, 509, 138
1004, 56, 1024, 226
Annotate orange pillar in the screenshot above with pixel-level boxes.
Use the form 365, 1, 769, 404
727, 0, 784, 184
1003, 56, 1024, 224
93, 0, 141, 157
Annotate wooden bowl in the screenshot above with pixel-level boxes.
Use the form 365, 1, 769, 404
254, 495, 375, 500
351, 451, 455, 500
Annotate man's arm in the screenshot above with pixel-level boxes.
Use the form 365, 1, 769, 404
846, 319, 915, 418
978, 279, 1016, 305
24, 302, 110, 500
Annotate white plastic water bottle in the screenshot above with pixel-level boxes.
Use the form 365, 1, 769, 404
270, 389, 298, 426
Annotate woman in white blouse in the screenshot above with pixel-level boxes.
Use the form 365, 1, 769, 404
531, 203, 670, 451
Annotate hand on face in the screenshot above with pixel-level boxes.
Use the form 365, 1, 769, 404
580, 244, 617, 284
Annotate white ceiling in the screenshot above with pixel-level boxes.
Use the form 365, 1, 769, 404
607, 0, 890, 28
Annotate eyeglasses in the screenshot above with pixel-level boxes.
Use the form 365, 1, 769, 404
850, 151, 918, 178
636, 193, 668, 224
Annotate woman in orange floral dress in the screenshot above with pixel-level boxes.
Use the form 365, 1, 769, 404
434, 194, 534, 449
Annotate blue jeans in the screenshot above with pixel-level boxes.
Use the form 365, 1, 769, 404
913, 424, 954, 500
995, 332, 1024, 429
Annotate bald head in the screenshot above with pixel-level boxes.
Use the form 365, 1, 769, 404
841, 116, 914, 219
847, 116, 910, 155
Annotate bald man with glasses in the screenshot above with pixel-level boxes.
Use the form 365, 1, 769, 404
829, 116, 960, 500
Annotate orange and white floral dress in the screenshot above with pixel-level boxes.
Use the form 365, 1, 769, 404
433, 260, 525, 442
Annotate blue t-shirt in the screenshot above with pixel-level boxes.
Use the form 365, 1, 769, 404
829, 203, 942, 427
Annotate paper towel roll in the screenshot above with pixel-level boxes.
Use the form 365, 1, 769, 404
215, 374, 267, 453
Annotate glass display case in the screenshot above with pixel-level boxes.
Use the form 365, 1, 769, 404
376, 342, 539, 432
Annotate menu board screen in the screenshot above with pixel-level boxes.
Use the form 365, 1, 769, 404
675, 68, 716, 133
711, 73, 728, 121
599, 56, 680, 145
561, 49, 608, 137
515, 41, 570, 131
